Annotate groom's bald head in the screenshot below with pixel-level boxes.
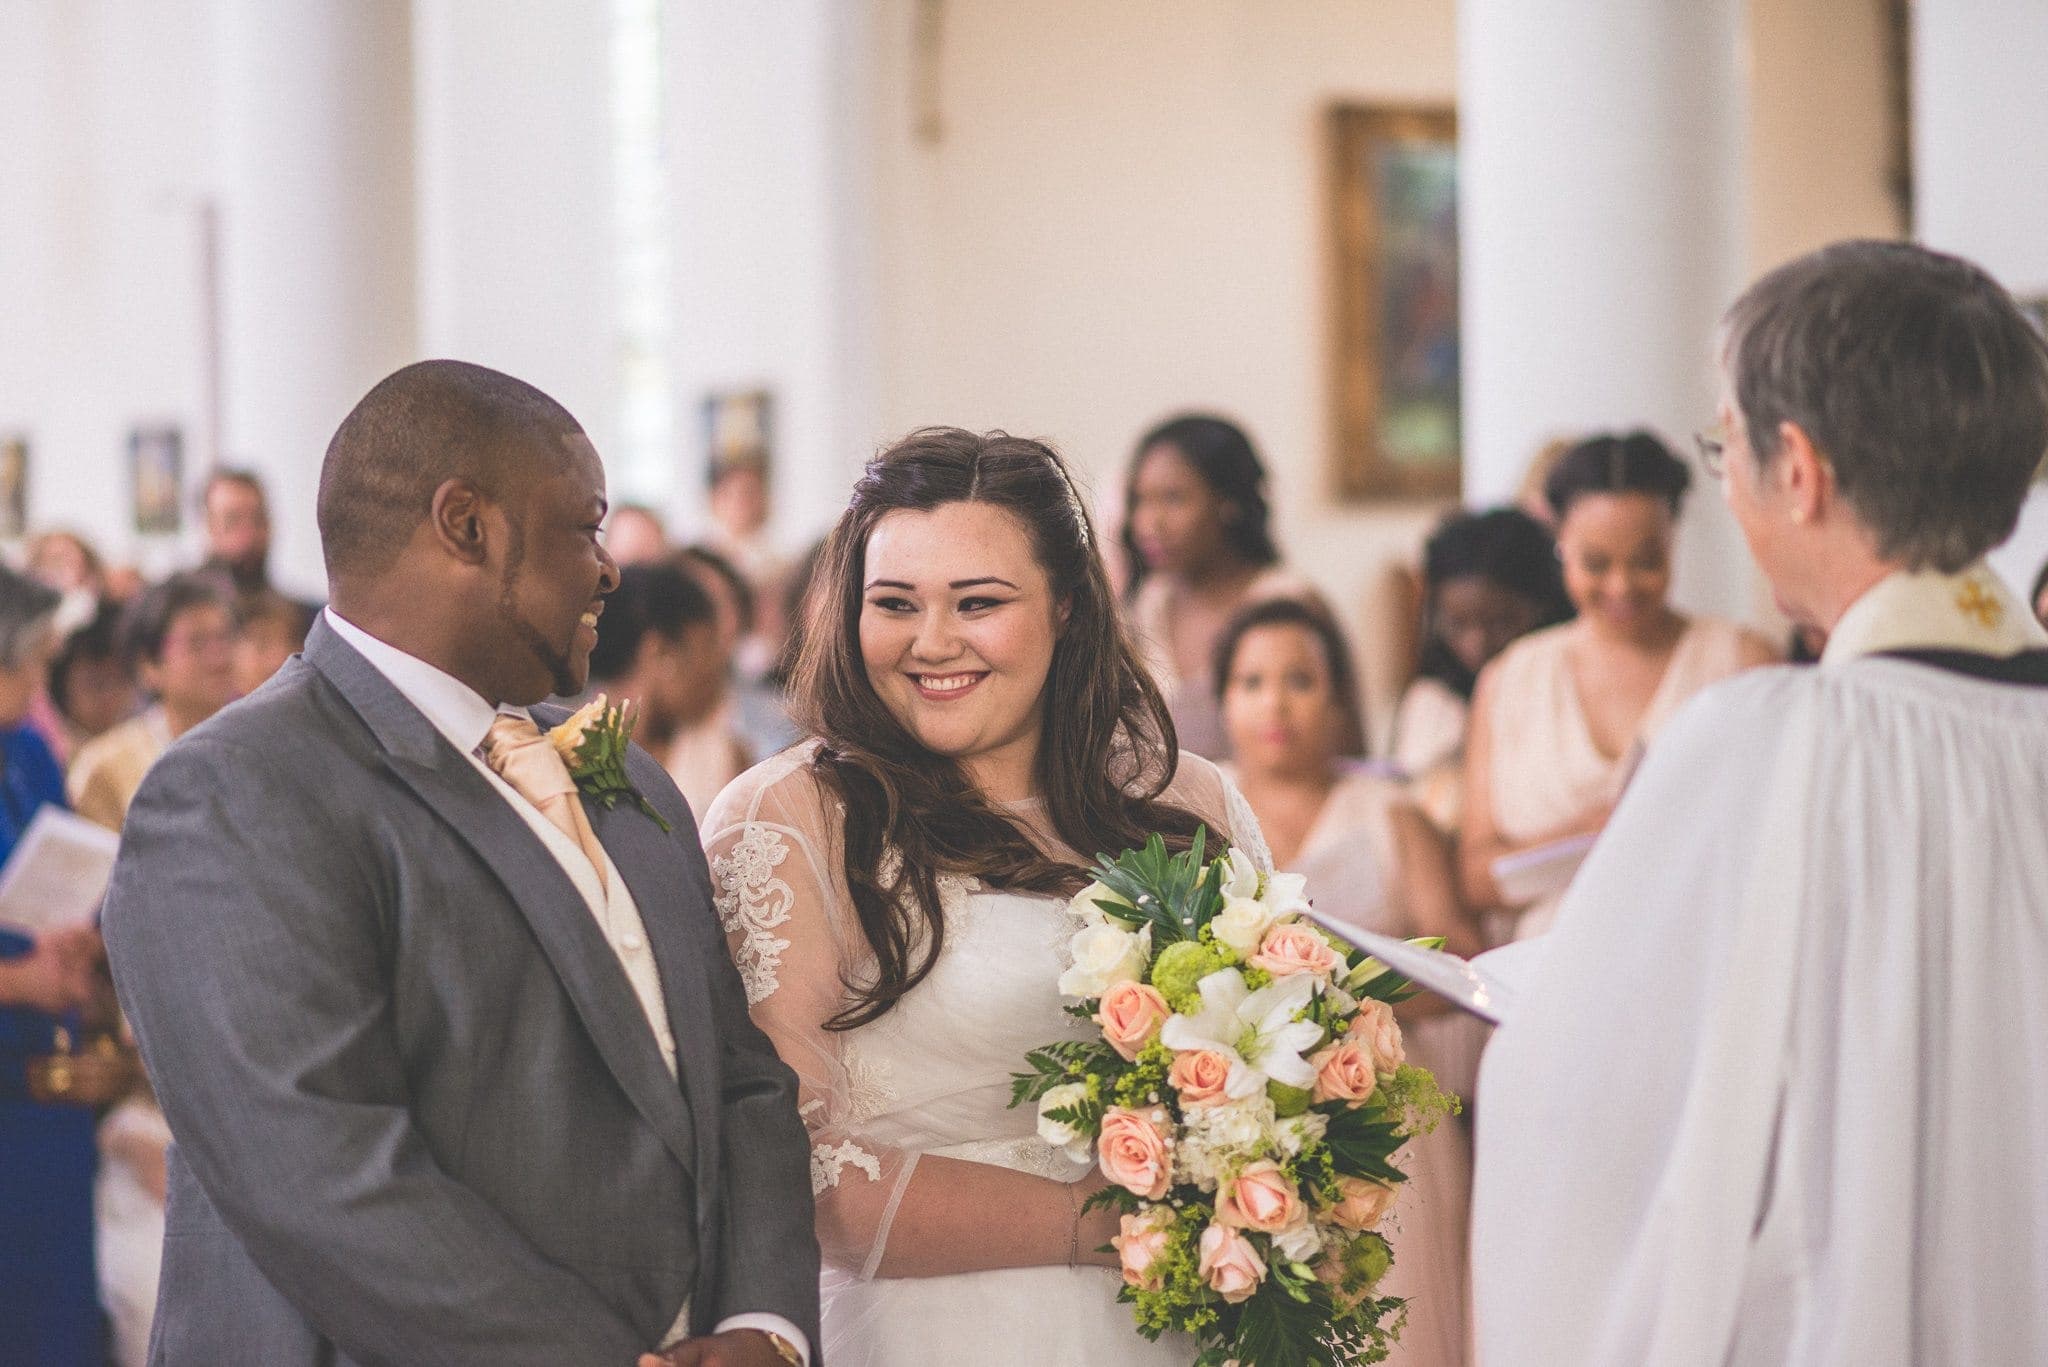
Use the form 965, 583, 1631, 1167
318, 359, 584, 583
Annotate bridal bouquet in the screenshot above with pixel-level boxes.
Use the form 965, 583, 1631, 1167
1011, 831, 1452, 1367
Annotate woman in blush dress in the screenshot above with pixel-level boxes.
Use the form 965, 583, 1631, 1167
1216, 597, 1483, 1367
1121, 414, 1318, 759
1459, 432, 1779, 941
702, 429, 1275, 1367
1389, 508, 1572, 834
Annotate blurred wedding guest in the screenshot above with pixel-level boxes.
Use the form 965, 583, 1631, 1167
604, 502, 671, 567
1123, 413, 1318, 758
706, 456, 788, 592
1216, 597, 1480, 1367
36, 604, 141, 766
24, 529, 105, 600
1459, 432, 1778, 940
0, 565, 108, 1366
230, 589, 315, 697
1392, 509, 1572, 831
2033, 556, 2048, 629
677, 542, 798, 761
585, 563, 749, 815
68, 574, 236, 832
199, 468, 280, 600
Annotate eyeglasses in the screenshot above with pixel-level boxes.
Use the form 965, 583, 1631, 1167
1693, 425, 1728, 480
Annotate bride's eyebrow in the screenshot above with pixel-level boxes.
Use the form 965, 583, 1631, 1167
864, 577, 1021, 591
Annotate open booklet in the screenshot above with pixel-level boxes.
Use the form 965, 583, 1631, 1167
0, 806, 121, 937
1300, 907, 1545, 1027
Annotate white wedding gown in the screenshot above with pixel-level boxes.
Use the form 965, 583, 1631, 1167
702, 743, 1268, 1366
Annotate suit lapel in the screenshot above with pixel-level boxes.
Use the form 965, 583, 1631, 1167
303, 621, 699, 1178
583, 785, 721, 1219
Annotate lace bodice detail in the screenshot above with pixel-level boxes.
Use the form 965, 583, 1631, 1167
702, 742, 1269, 1281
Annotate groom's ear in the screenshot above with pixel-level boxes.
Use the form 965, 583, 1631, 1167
429, 479, 493, 567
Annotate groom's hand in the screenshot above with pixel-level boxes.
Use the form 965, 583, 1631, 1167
639, 1329, 787, 1367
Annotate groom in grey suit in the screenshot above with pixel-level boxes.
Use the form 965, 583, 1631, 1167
104, 361, 819, 1366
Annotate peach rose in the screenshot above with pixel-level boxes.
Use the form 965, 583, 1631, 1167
1167, 1049, 1235, 1108
1326, 1175, 1398, 1231
1197, 1222, 1268, 1303
1097, 1105, 1173, 1199
1351, 998, 1405, 1076
1216, 1160, 1305, 1234
1247, 922, 1340, 983
1095, 980, 1172, 1061
1309, 1034, 1377, 1107
1112, 1211, 1174, 1291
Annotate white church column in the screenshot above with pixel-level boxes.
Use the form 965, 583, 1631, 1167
1457, 0, 1754, 618
1914, 1, 2048, 595
214, 0, 417, 597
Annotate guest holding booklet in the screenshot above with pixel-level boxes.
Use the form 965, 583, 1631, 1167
0, 565, 114, 1365
1472, 240, 2048, 1366
1457, 432, 1775, 941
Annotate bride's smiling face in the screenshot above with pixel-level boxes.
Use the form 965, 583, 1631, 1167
859, 501, 1067, 790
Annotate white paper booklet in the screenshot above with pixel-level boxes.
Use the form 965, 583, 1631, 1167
0, 806, 121, 936
1489, 833, 1597, 905
1302, 908, 1531, 1025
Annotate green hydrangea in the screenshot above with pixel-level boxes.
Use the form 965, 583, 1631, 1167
1149, 940, 1229, 1013
1266, 1080, 1314, 1117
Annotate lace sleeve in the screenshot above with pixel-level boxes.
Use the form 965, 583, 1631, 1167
1163, 753, 1275, 874
702, 753, 920, 1281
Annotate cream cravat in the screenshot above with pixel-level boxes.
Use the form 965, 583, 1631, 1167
481, 713, 609, 894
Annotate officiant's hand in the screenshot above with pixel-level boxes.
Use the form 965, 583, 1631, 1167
639, 1328, 788, 1367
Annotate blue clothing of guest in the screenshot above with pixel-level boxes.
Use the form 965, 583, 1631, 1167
0, 722, 102, 1365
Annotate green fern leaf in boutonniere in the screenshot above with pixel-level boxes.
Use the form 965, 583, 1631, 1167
546, 694, 673, 834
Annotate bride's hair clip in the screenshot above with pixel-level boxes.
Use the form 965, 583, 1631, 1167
1046, 451, 1092, 550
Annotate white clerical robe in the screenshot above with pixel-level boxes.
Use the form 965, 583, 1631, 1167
1471, 564, 2048, 1366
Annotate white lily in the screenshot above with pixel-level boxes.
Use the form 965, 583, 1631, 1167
1220, 847, 1263, 900
1159, 968, 1323, 1100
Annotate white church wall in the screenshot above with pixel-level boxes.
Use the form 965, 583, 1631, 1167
1914, 0, 2048, 600
0, 1, 218, 581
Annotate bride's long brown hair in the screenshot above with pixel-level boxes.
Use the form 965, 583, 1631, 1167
794, 428, 1208, 1030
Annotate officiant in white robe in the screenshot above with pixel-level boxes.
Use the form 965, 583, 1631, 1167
1472, 240, 2048, 1367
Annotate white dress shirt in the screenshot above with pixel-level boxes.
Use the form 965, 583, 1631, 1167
325, 610, 809, 1364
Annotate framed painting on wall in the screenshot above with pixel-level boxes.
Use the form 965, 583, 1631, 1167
0, 434, 26, 539
1327, 103, 1461, 502
131, 425, 184, 535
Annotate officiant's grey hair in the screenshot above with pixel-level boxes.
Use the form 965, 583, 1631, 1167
1720, 239, 2048, 572
317, 359, 584, 580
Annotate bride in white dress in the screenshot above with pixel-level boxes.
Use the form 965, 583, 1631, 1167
701, 429, 1271, 1366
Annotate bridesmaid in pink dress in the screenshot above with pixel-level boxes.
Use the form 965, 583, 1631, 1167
1216, 598, 1484, 1367
1459, 432, 1778, 941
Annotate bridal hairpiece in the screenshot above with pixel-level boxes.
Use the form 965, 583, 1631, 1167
1047, 453, 1092, 550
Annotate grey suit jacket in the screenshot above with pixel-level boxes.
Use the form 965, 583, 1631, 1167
103, 618, 820, 1366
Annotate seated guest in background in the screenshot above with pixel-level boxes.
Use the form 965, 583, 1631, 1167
1391, 508, 1571, 831
1123, 412, 1318, 759
36, 604, 140, 766
0, 565, 109, 1366
69, 574, 236, 832
585, 563, 749, 815
230, 589, 315, 698
1215, 596, 1480, 1367
677, 542, 795, 759
24, 529, 106, 616
1459, 432, 1777, 941
198, 467, 282, 602
604, 503, 671, 567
